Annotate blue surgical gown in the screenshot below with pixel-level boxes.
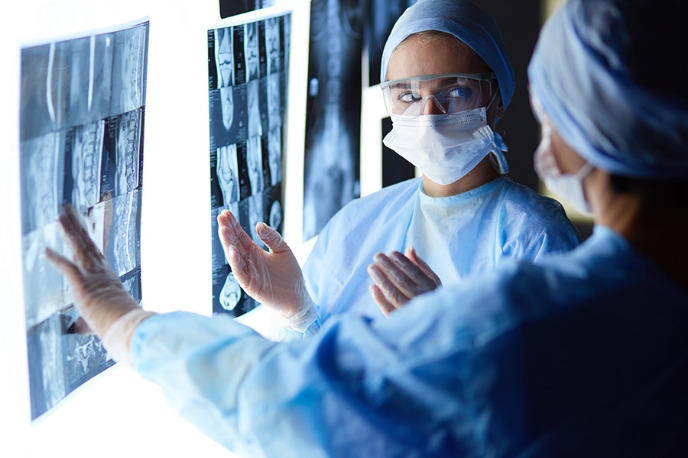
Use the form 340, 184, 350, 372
130, 226, 688, 456
288, 176, 581, 338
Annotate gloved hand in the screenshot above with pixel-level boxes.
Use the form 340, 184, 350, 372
367, 247, 442, 316
45, 205, 141, 338
217, 209, 316, 332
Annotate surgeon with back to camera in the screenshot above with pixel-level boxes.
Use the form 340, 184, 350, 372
47, 0, 688, 455
217, 0, 581, 339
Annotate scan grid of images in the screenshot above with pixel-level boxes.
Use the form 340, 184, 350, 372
19, 21, 148, 420
208, 14, 290, 317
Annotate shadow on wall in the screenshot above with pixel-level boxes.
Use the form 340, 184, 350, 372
470, 0, 542, 193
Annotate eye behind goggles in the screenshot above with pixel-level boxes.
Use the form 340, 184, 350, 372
380, 73, 497, 117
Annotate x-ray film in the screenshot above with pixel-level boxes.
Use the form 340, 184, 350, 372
303, 0, 363, 241
208, 15, 289, 317
19, 21, 148, 421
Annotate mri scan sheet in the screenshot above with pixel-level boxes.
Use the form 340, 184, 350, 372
303, 0, 363, 241
208, 14, 289, 317
19, 20, 148, 420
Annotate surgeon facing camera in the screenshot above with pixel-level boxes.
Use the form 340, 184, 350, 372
218, 0, 581, 342
46, 0, 688, 455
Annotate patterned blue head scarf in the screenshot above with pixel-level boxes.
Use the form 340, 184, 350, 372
529, 0, 688, 179
381, 0, 516, 110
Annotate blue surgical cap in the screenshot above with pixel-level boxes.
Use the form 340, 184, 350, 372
528, 0, 688, 179
380, 0, 516, 110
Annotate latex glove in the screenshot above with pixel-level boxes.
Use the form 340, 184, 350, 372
367, 247, 442, 316
217, 209, 315, 332
45, 205, 141, 338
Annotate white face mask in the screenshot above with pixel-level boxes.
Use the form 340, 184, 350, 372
534, 122, 594, 215
382, 107, 507, 186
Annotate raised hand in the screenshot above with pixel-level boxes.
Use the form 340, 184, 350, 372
217, 209, 313, 320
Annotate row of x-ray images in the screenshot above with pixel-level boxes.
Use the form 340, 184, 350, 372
19, 22, 148, 420
207, 15, 289, 316
17, 0, 415, 420
16, 13, 294, 422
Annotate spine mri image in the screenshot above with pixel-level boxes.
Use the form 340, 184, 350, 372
302, 0, 364, 241
19, 21, 148, 420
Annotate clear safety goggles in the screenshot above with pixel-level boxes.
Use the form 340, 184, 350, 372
380, 73, 497, 117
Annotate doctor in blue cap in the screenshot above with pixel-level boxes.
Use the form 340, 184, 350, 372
216, 0, 580, 340
47, 0, 688, 455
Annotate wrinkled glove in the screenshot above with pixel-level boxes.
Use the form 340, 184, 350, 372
217, 209, 316, 332
367, 247, 442, 316
45, 205, 144, 339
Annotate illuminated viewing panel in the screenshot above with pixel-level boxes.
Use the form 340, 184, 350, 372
19, 20, 149, 421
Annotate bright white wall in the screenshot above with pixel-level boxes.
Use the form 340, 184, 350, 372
0, 1, 318, 456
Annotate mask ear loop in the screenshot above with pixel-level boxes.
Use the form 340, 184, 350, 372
486, 81, 508, 174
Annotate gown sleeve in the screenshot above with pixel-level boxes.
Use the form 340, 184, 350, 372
499, 184, 583, 262
128, 276, 520, 458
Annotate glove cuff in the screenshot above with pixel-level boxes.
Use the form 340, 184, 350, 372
278, 299, 317, 333
101, 308, 157, 368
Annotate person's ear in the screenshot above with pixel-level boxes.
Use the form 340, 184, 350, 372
488, 94, 504, 128
495, 97, 505, 120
